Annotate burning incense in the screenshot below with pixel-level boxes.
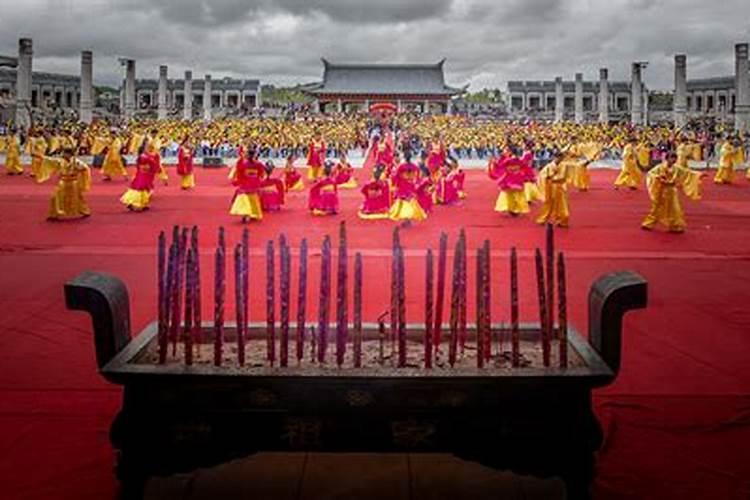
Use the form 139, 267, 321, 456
424, 249, 434, 369
214, 245, 225, 367
558, 252, 568, 368
336, 222, 348, 368
266, 240, 276, 366
184, 248, 195, 365
353, 252, 363, 368
510, 247, 520, 368
296, 239, 308, 364
280, 235, 290, 368
234, 244, 245, 366
448, 238, 461, 367
433, 232, 448, 355
317, 236, 331, 363
535, 249, 551, 367
545, 223, 555, 340
397, 244, 406, 368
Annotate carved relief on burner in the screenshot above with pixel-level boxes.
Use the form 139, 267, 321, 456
345, 389, 374, 407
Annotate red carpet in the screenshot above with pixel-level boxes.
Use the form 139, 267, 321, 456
1, 166, 750, 499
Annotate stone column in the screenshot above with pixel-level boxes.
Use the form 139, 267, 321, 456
554, 77, 564, 123
674, 55, 688, 128
574, 73, 584, 123
423, 99, 430, 114
203, 74, 212, 121
157, 65, 168, 120
598, 68, 609, 124
79, 50, 93, 124
735, 43, 750, 132
643, 87, 650, 126
123, 59, 136, 120
183, 70, 193, 120
631, 62, 643, 125
15, 38, 33, 129
337, 98, 343, 113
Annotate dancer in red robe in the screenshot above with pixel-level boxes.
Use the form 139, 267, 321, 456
176, 139, 195, 190
119, 139, 165, 212
333, 151, 357, 189
389, 151, 427, 223
491, 156, 530, 217
229, 146, 265, 223
306, 132, 326, 180
282, 154, 304, 192
309, 161, 339, 216
358, 165, 391, 220
426, 136, 446, 178
259, 161, 285, 212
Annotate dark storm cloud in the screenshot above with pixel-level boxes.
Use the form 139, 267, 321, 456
0, 0, 748, 91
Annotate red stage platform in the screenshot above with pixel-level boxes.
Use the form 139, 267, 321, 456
1, 167, 749, 498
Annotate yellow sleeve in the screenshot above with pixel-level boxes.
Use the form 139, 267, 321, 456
78, 161, 92, 192
679, 167, 703, 201
37, 157, 61, 184
645, 165, 662, 202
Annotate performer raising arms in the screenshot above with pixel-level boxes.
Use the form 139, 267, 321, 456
120, 138, 165, 212
520, 142, 543, 203
282, 153, 304, 192
491, 155, 529, 217
615, 137, 643, 190
308, 160, 339, 216
229, 145, 265, 223
389, 150, 427, 224
259, 161, 286, 212
177, 138, 195, 190
714, 136, 737, 185
536, 151, 574, 227
333, 151, 358, 189
41, 144, 92, 221
358, 165, 391, 220
642, 150, 704, 233
306, 131, 327, 180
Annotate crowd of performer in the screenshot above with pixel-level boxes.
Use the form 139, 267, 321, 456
0, 115, 748, 232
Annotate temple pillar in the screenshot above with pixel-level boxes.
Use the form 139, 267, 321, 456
574, 72, 584, 123
735, 43, 750, 132
203, 74, 212, 121
183, 70, 192, 120
337, 98, 343, 113
674, 55, 688, 128
598, 68, 609, 124
157, 65, 168, 120
79, 50, 93, 124
123, 59, 136, 120
423, 99, 430, 114
15, 38, 33, 129
554, 77, 564, 123
631, 62, 643, 125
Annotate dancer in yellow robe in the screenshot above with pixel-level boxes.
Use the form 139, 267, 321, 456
28, 133, 48, 181
101, 136, 128, 181
3, 131, 24, 175
714, 138, 736, 185
41, 147, 92, 221
536, 152, 573, 227
614, 138, 643, 190
641, 151, 703, 233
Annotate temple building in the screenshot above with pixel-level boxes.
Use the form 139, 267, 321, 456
0, 67, 81, 110
303, 59, 464, 113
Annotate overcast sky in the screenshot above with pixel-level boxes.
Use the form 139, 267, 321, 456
0, 0, 748, 91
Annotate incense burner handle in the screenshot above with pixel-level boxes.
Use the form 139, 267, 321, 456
588, 271, 648, 377
65, 271, 132, 370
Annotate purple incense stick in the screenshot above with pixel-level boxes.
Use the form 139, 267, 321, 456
191, 226, 202, 345
296, 238, 308, 364
336, 222, 348, 368
242, 227, 250, 332
317, 236, 331, 363
476, 244, 484, 368
234, 244, 245, 366
483, 241, 492, 363
160, 242, 176, 364
424, 249, 434, 369
558, 252, 568, 368
214, 246, 225, 367
353, 252, 363, 368
458, 230, 467, 354
510, 247, 520, 368
390, 227, 400, 352
157, 231, 166, 363
535, 248, 550, 367
266, 240, 276, 366
448, 238, 461, 368
280, 235, 290, 368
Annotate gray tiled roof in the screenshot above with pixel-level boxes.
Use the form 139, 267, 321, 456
0, 55, 17, 68
306, 59, 462, 95
686, 76, 735, 91
0, 68, 80, 86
